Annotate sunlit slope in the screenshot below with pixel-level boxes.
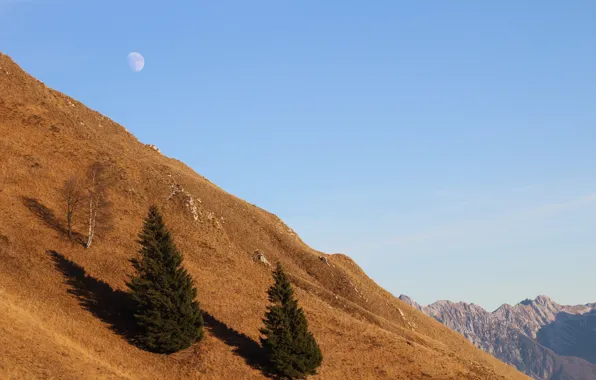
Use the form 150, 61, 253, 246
0, 52, 528, 379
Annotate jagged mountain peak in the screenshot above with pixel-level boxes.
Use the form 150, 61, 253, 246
521, 294, 557, 307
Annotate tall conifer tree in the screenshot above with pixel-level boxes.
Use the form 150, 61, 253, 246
128, 206, 203, 354
260, 262, 323, 379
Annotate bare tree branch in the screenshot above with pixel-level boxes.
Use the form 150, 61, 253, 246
60, 175, 84, 240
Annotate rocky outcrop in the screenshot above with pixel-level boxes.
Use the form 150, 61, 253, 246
253, 250, 270, 266
400, 295, 596, 380
146, 144, 161, 154
167, 182, 201, 221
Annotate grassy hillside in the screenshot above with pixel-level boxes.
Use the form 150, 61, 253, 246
0, 52, 529, 379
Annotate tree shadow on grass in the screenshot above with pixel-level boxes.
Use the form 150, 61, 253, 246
50, 250, 276, 377
23, 197, 86, 246
23, 197, 66, 234
49, 250, 137, 343
202, 312, 275, 377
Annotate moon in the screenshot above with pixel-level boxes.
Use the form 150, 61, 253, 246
127, 52, 145, 73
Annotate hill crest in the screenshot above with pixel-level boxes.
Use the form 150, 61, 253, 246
0, 52, 528, 379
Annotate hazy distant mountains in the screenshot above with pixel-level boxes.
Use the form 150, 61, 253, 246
399, 295, 596, 380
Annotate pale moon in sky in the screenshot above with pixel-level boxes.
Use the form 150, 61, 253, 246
127, 52, 145, 72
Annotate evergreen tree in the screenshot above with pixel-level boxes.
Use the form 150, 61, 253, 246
127, 206, 203, 354
260, 262, 323, 379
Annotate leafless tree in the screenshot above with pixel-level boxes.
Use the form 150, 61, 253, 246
60, 175, 84, 239
84, 162, 114, 248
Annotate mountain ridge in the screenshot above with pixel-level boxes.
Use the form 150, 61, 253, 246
399, 294, 596, 380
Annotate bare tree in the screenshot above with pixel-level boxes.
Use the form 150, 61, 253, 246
84, 162, 114, 248
60, 175, 84, 239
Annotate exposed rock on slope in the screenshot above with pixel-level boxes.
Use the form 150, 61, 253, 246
399, 295, 596, 380
0, 52, 529, 379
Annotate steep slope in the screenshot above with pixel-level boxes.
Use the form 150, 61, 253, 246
399, 295, 596, 380
0, 52, 528, 379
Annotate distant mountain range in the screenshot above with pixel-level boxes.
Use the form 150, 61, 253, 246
399, 295, 596, 380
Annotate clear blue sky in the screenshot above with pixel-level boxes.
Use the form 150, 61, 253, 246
2, 0, 595, 311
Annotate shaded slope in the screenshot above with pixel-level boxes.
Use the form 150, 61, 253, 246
0, 52, 528, 379
537, 310, 596, 365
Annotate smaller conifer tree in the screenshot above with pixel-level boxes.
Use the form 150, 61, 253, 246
260, 262, 323, 379
127, 206, 203, 354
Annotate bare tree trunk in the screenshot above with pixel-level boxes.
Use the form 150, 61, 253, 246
84, 162, 113, 249
85, 193, 95, 248
85, 167, 97, 249
67, 213, 73, 239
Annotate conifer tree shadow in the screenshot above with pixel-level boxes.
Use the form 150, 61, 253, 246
202, 312, 274, 377
23, 197, 85, 246
49, 250, 137, 343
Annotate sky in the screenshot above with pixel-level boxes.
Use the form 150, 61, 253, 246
1, 0, 595, 312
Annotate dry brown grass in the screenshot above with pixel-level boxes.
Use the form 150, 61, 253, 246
0, 52, 529, 380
